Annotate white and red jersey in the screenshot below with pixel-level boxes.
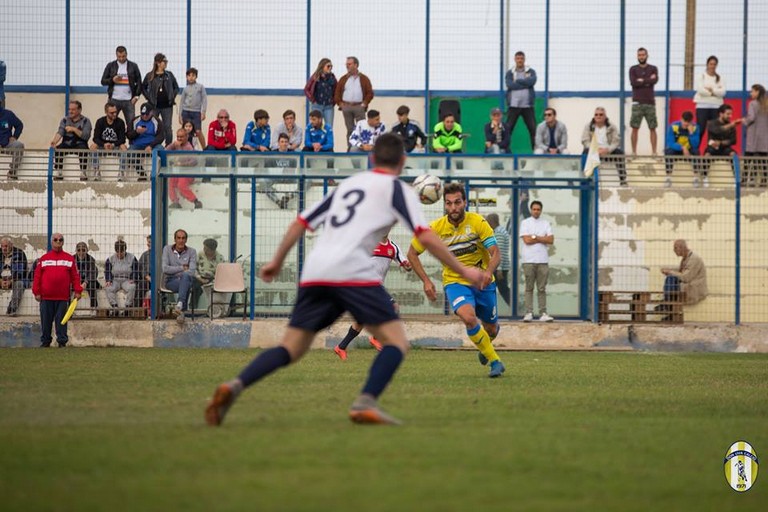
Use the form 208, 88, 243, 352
371, 239, 407, 281
298, 169, 428, 286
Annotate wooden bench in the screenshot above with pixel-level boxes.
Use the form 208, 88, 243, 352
598, 291, 685, 324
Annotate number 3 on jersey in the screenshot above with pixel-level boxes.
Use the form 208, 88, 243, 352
330, 189, 366, 227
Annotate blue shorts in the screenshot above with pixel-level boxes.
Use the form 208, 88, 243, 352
181, 110, 202, 131
445, 282, 498, 324
288, 285, 399, 332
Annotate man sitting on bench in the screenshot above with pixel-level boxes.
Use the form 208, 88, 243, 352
657, 239, 708, 320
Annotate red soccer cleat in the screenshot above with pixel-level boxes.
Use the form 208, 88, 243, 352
368, 336, 383, 351
334, 345, 348, 360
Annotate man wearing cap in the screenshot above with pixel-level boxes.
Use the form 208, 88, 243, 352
126, 103, 164, 179
484, 107, 511, 154
192, 238, 225, 312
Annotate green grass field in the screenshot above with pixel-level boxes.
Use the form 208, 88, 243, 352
1, 348, 766, 511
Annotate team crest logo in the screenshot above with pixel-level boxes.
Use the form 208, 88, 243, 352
724, 441, 758, 492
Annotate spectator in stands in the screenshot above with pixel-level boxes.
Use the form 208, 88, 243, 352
432, 113, 463, 153
744, 84, 768, 187
484, 107, 511, 154
167, 127, 202, 209
90, 101, 127, 180
664, 111, 700, 188
1, 237, 27, 316
535, 108, 568, 154
305, 58, 337, 130
0, 102, 24, 180
485, 214, 510, 307
658, 239, 708, 320
335, 56, 374, 149
51, 100, 92, 181
73, 241, 99, 309
162, 228, 197, 324
700, 104, 742, 188
391, 105, 427, 153
178, 67, 207, 149
137, 235, 151, 310
100, 46, 142, 127
520, 201, 554, 322
33, 233, 82, 347
104, 239, 139, 316
581, 107, 626, 185
303, 110, 334, 152
192, 238, 225, 310
241, 110, 271, 152
206, 109, 237, 151
693, 56, 726, 145
142, 53, 179, 145
263, 133, 297, 209
629, 47, 659, 155
126, 103, 164, 180
0, 60, 5, 108
182, 120, 198, 148
505, 51, 537, 151
270, 110, 303, 151
349, 109, 386, 154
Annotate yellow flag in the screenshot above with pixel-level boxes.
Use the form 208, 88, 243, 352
583, 131, 601, 178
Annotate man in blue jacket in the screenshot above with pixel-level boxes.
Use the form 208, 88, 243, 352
126, 103, 164, 180
664, 111, 701, 188
303, 110, 334, 152
0, 103, 24, 180
505, 51, 538, 151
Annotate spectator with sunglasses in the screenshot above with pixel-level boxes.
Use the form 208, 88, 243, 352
73, 242, 100, 309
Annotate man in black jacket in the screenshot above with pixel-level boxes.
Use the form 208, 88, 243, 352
1, 237, 28, 316
101, 46, 142, 127
89, 101, 127, 180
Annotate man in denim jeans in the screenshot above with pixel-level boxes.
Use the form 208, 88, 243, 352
162, 229, 197, 324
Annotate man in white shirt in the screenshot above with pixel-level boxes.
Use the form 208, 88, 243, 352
519, 200, 554, 321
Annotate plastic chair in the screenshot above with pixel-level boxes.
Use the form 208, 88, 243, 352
209, 263, 248, 320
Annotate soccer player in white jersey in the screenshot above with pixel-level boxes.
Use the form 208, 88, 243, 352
205, 133, 485, 426
334, 232, 412, 360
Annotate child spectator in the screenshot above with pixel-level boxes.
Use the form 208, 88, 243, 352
242, 110, 271, 152
178, 67, 207, 149
167, 128, 202, 209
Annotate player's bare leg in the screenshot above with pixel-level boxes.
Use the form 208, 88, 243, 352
205, 327, 315, 426
348, 320, 409, 425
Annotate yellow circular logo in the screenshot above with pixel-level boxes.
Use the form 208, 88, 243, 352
724, 441, 759, 492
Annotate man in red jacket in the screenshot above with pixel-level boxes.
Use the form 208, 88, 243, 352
205, 109, 237, 151
32, 233, 82, 347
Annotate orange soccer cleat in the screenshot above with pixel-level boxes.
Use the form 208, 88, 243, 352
368, 336, 383, 351
334, 345, 348, 360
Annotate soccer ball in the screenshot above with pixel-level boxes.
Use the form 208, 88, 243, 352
412, 174, 443, 205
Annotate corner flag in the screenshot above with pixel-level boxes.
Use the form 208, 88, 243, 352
583, 132, 601, 178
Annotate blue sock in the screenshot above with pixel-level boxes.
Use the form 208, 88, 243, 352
361, 345, 404, 398
238, 346, 291, 388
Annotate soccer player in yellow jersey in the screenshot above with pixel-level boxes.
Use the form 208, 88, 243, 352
408, 182, 505, 378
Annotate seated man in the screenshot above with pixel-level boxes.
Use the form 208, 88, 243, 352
581, 107, 626, 185
263, 133, 299, 209
192, 238, 225, 312
663, 111, 700, 188
484, 107, 511, 154
432, 113, 463, 153
126, 103, 164, 180
349, 109, 386, 154
50, 100, 92, 181
206, 109, 237, 151
104, 239, 139, 315
1, 237, 27, 316
390, 105, 427, 153
270, 109, 303, 151
241, 109, 271, 152
658, 239, 708, 320
74, 241, 100, 309
302, 109, 334, 152
700, 104, 742, 188
0, 103, 24, 180
162, 228, 197, 324
534, 108, 567, 154
90, 101, 127, 180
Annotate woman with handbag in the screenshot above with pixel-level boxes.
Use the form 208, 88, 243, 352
305, 58, 337, 130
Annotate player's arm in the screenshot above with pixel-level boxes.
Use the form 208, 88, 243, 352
416, 229, 483, 289
485, 244, 500, 281
260, 219, 306, 282
407, 243, 436, 301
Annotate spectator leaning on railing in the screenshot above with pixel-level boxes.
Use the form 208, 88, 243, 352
0, 102, 24, 180
1, 237, 28, 317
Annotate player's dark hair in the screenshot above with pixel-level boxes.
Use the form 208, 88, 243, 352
681, 111, 694, 122
443, 182, 466, 201
372, 133, 404, 167
718, 104, 733, 115
442, 112, 454, 122
530, 200, 543, 209
367, 109, 380, 119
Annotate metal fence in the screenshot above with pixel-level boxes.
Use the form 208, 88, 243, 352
2, 149, 766, 323
1, 0, 764, 130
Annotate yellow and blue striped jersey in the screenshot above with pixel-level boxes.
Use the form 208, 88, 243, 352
411, 212, 497, 286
